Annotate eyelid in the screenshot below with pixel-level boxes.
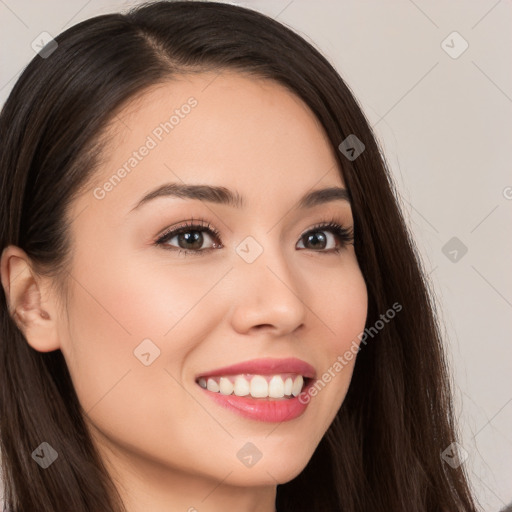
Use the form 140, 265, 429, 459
155, 217, 220, 245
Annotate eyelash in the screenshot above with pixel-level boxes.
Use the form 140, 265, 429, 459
154, 216, 354, 257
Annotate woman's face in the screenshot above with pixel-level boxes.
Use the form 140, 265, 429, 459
57, 71, 367, 503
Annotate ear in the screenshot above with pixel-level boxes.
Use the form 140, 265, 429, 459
1, 245, 61, 352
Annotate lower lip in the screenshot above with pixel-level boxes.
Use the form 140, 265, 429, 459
198, 379, 315, 423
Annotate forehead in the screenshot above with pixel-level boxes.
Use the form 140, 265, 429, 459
81, 71, 345, 216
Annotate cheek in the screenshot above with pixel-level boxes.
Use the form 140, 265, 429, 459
310, 255, 368, 349
64, 245, 224, 345
59, 254, 214, 461
59, 247, 230, 409
304, 258, 367, 415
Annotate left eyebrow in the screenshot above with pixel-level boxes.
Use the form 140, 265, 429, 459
127, 182, 351, 214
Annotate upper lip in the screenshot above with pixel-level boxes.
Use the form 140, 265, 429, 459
195, 357, 316, 380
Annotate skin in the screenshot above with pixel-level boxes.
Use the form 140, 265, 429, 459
1, 71, 368, 512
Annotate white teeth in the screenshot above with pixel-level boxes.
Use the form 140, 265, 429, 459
206, 378, 220, 393
250, 375, 268, 398
233, 375, 250, 396
291, 375, 303, 397
219, 377, 234, 395
199, 373, 307, 399
268, 375, 285, 398
284, 377, 293, 395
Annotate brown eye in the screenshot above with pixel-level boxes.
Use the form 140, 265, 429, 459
164, 229, 211, 250
297, 222, 354, 253
155, 221, 222, 256
302, 230, 329, 250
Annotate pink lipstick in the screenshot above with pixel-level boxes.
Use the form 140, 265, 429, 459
195, 357, 316, 422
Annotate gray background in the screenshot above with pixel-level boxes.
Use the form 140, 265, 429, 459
1, 1, 511, 510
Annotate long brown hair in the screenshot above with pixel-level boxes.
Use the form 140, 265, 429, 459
0, 2, 479, 510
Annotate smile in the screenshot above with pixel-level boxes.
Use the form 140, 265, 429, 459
196, 373, 308, 399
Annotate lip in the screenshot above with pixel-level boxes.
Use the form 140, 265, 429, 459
195, 357, 316, 380
195, 357, 317, 423
198, 378, 316, 423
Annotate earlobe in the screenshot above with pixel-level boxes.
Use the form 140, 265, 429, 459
0, 245, 60, 352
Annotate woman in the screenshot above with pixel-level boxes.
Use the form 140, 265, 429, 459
0, 1, 479, 511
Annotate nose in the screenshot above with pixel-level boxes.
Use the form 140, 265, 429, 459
228, 242, 308, 336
